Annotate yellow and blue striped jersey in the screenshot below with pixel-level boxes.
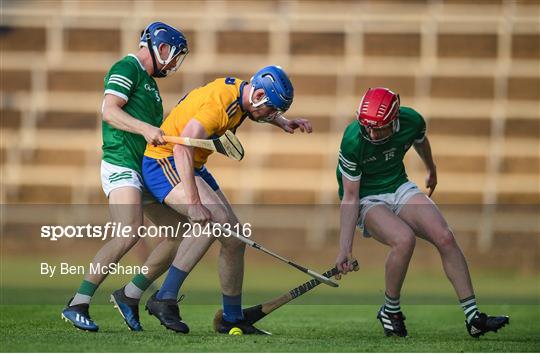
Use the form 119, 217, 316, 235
145, 77, 247, 168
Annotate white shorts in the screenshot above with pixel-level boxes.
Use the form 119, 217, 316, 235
357, 181, 422, 237
101, 160, 143, 197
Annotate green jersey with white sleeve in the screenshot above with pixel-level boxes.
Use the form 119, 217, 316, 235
102, 54, 163, 174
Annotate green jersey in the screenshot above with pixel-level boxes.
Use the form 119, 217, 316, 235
337, 106, 426, 199
102, 54, 163, 174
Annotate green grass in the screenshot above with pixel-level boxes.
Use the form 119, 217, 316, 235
1, 257, 539, 351
2, 257, 539, 306
0, 304, 538, 352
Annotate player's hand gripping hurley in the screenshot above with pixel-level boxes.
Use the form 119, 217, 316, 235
163, 130, 244, 161
248, 260, 358, 315
213, 224, 339, 288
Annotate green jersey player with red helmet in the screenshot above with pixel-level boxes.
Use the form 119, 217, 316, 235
335, 87, 509, 338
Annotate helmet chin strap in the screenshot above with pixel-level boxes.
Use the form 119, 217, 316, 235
146, 33, 166, 78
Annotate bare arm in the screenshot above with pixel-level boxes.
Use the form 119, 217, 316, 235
336, 175, 360, 276
413, 136, 436, 171
102, 94, 165, 145
172, 119, 213, 224
413, 136, 437, 196
173, 119, 208, 204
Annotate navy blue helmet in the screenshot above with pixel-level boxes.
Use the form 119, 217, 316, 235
140, 22, 189, 77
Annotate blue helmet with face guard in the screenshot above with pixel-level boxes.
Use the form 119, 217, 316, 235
249, 65, 294, 112
139, 22, 189, 78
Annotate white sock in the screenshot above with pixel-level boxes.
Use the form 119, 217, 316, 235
124, 281, 144, 299
70, 293, 91, 306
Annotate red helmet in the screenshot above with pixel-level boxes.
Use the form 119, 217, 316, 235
356, 87, 400, 144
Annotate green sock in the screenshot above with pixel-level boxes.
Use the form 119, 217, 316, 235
124, 274, 152, 299
70, 280, 97, 306
132, 274, 152, 290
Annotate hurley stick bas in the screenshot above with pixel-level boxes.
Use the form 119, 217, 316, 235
213, 260, 359, 329
163, 130, 244, 161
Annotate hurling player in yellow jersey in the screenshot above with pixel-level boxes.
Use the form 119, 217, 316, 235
141, 66, 311, 334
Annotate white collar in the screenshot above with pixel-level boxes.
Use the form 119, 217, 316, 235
128, 54, 146, 71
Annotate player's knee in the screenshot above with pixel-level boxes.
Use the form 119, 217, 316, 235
114, 234, 140, 253
119, 216, 143, 236
435, 228, 456, 252
393, 232, 416, 253
210, 205, 229, 225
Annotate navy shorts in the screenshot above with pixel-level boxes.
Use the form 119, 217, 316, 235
142, 155, 220, 203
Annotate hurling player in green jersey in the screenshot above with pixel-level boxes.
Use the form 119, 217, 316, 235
335, 88, 509, 338
62, 22, 189, 333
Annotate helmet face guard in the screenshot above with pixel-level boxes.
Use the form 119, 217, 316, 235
247, 85, 285, 123
255, 111, 285, 123
356, 87, 400, 144
359, 119, 399, 145
151, 42, 189, 76
140, 22, 189, 78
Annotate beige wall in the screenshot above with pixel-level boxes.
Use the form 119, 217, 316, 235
1, 0, 538, 257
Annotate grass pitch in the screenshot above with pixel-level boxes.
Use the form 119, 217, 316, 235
1, 304, 538, 352
1, 257, 539, 352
